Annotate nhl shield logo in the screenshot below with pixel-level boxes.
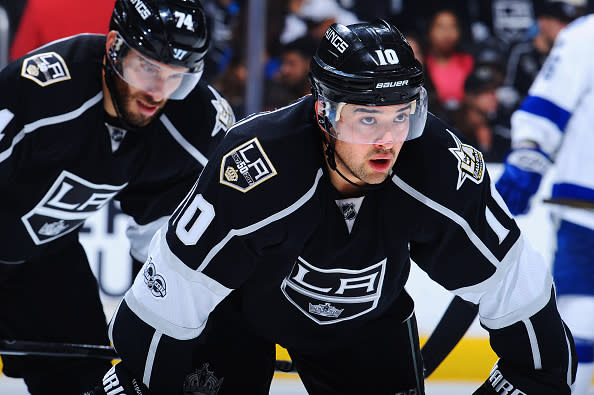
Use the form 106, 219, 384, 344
281, 257, 386, 325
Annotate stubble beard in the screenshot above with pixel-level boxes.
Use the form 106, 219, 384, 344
113, 78, 164, 128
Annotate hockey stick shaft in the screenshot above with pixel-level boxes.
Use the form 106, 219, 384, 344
542, 198, 594, 210
0, 339, 296, 372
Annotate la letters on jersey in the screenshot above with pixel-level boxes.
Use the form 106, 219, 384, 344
219, 137, 277, 192
21, 170, 127, 245
447, 130, 485, 190
20, 52, 71, 87
281, 257, 386, 325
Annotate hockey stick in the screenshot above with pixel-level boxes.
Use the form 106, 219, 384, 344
542, 198, 594, 210
0, 339, 296, 372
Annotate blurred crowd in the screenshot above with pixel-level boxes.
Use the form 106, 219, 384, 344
1, 0, 593, 163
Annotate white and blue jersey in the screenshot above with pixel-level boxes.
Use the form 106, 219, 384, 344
511, 15, 594, 230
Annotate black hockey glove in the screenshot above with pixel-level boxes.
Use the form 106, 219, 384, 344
473, 360, 571, 395
82, 362, 149, 395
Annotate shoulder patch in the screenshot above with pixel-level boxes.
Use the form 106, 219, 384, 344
220, 137, 277, 192
447, 129, 485, 190
21, 52, 71, 87
208, 85, 235, 137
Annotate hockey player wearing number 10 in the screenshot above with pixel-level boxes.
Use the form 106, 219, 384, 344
0, 0, 234, 394
93, 20, 576, 394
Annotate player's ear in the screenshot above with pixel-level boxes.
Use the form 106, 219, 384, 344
105, 31, 118, 54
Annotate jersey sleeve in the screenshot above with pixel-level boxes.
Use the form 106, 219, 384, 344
109, 129, 281, 391
403, 124, 574, 389
0, 60, 27, 187
511, 18, 594, 157
0, 56, 40, 262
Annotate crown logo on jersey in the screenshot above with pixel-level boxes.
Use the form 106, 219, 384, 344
223, 166, 238, 182
38, 220, 69, 236
308, 302, 344, 318
183, 363, 224, 395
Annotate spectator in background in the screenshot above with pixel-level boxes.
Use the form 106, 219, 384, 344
10, 0, 115, 60
500, 24, 550, 112
424, 8, 474, 115
452, 66, 509, 162
280, 0, 359, 44
536, 0, 585, 51
404, 30, 449, 122
500, 1, 585, 124
201, 0, 241, 82
212, 52, 247, 117
264, 35, 317, 110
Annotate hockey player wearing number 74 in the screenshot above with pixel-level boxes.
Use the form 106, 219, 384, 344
89, 19, 576, 395
0, 0, 234, 393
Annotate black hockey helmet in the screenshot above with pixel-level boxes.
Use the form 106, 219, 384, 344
310, 19, 427, 144
110, 0, 209, 71
310, 19, 424, 106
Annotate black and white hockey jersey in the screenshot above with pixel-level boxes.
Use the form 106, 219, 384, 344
111, 95, 574, 391
0, 34, 234, 263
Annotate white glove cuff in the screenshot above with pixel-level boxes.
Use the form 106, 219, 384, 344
506, 149, 552, 174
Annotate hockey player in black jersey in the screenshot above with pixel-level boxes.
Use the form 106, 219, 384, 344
0, 0, 234, 393
90, 20, 576, 395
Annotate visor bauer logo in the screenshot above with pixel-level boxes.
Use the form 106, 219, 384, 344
447, 129, 485, 190
21, 170, 127, 245
376, 80, 409, 89
143, 258, 167, 298
281, 257, 386, 325
219, 137, 277, 192
21, 52, 71, 87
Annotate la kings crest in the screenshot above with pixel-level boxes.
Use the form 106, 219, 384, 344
281, 257, 386, 325
21, 170, 127, 244
21, 52, 71, 87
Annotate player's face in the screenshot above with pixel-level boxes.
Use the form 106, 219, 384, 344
334, 103, 412, 144
104, 31, 191, 127
121, 49, 188, 102
112, 53, 187, 127
333, 137, 403, 187
330, 107, 405, 193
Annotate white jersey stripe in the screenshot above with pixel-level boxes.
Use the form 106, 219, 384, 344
143, 331, 162, 387
160, 114, 208, 166
198, 168, 324, 271
391, 174, 501, 267
0, 91, 103, 164
523, 318, 542, 369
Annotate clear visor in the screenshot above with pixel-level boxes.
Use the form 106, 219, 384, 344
108, 33, 203, 100
320, 87, 428, 144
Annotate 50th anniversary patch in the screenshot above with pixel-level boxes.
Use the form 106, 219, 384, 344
21, 52, 71, 87
220, 137, 277, 192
